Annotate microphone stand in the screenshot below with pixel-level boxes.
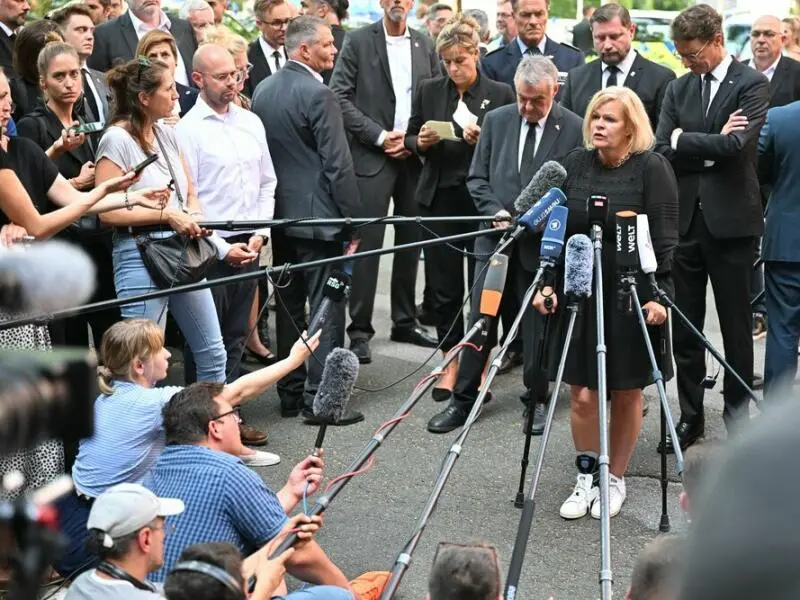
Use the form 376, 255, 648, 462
504, 296, 580, 600
380, 274, 545, 600
266, 319, 487, 559
659, 316, 671, 532
590, 222, 613, 600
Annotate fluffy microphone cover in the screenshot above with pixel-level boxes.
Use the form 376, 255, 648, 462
312, 348, 359, 422
564, 234, 593, 298
514, 161, 568, 214
0, 241, 96, 314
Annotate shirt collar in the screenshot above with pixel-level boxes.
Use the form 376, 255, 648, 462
259, 35, 283, 55
523, 113, 548, 131
516, 35, 547, 57
190, 94, 239, 121
603, 48, 637, 73
760, 55, 782, 77
447, 70, 483, 99
289, 59, 323, 82
0, 22, 13, 37
708, 53, 732, 81
383, 21, 410, 39
128, 8, 170, 34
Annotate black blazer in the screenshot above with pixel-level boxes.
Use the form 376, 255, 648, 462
10, 76, 41, 122
244, 40, 287, 98
88, 11, 197, 83
655, 59, 770, 239
405, 73, 515, 208
571, 19, 593, 55
0, 27, 13, 73
322, 24, 347, 86
742, 56, 800, 108
330, 20, 441, 177
251, 61, 361, 241
481, 36, 584, 92
560, 52, 675, 131
176, 82, 198, 116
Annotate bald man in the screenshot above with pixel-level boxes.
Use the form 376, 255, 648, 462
178, 44, 278, 449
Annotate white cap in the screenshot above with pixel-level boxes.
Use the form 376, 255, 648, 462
87, 483, 184, 542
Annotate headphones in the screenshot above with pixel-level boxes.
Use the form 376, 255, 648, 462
96, 561, 159, 593
172, 560, 245, 600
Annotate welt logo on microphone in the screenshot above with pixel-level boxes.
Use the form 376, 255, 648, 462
616, 222, 636, 255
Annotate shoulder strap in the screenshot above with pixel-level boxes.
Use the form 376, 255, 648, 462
152, 125, 184, 211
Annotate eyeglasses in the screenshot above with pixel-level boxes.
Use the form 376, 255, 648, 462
261, 17, 293, 27
201, 69, 247, 84
674, 40, 709, 63
212, 406, 242, 424
136, 56, 152, 84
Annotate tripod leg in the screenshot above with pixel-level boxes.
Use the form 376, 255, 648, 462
659, 403, 670, 532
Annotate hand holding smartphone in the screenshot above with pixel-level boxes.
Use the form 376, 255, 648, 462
131, 154, 159, 177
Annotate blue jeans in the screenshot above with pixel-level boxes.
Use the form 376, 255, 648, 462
279, 587, 354, 600
112, 235, 226, 383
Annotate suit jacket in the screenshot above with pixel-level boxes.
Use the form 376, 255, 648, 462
88, 11, 197, 83
757, 101, 800, 261
560, 52, 675, 131
467, 102, 583, 270
655, 59, 769, 239
571, 19, 593, 55
0, 27, 13, 73
79, 67, 110, 124
244, 40, 287, 98
251, 61, 361, 241
481, 35, 584, 93
742, 56, 800, 108
176, 82, 198, 117
405, 73, 515, 208
322, 24, 347, 86
329, 20, 441, 177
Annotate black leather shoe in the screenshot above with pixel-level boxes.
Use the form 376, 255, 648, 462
280, 396, 302, 418
658, 420, 704, 454
753, 373, 764, 390
431, 388, 452, 402
498, 350, 523, 374
302, 407, 365, 426
427, 403, 470, 433
350, 339, 372, 364
417, 302, 438, 327
391, 325, 438, 348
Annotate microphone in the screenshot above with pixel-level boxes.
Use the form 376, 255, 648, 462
0, 241, 96, 314
636, 214, 658, 276
307, 271, 348, 336
479, 253, 510, 318
513, 161, 568, 215
311, 348, 359, 456
538, 205, 569, 269
615, 211, 639, 314
587, 194, 610, 229
564, 234, 594, 301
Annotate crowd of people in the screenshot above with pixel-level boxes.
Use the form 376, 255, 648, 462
0, 0, 798, 595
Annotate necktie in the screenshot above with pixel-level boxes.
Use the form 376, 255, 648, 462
81, 70, 100, 122
701, 73, 714, 120
520, 122, 538, 183
527, 46, 541, 56
605, 65, 619, 88
272, 50, 281, 72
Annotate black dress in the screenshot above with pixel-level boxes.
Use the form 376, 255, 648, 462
547, 149, 679, 391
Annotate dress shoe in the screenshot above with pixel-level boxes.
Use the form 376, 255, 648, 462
658, 420, 704, 454
302, 407, 365, 426
427, 403, 470, 434
350, 339, 372, 364
431, 388, 452, 402
239, 423, 268, 446
417, 302, 438, 327
498, 350, 523, 374
390, 325, 438, 348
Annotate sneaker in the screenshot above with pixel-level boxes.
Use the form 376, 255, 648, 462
239, 448, 281, 467
559, 473, 599, 519
753, 313, 767, 340
591, 475, 627, 519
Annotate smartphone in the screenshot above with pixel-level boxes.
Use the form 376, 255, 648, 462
72, 122, 104, 135
132, 154, 159, 176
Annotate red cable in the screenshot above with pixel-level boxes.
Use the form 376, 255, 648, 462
324, 455, 376, 494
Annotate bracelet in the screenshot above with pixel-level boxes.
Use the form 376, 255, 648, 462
123, 191, 133, 211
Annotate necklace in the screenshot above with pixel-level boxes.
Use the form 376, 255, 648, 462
600, 151, 631, 169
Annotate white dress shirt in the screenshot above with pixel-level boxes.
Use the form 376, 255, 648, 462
259, 36, 286, 72
516, 36, 547, 56
384, 23, 413, 133
176, 96, 277, 258
752, 55, 782, 82
0, 21, 13, 37
518, 114, 549, 171
602, 49, 637, 88
81, 62, 105, 124
128, 10, 189, 87
289, 59, 322, 82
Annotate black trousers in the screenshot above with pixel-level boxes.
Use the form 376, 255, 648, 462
420, 186, 476, 350
347, 159, 421, 341
184, 233, 259, 384
272, 231, 345, 410
672, 206, 755, 430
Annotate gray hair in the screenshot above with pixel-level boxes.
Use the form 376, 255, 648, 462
464, 9, 490, 41
514, 54, 558, 88
285, 14, 326, 55
180, 0, 212, 18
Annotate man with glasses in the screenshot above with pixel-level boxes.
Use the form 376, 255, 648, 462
245, 0, 291, 97
424, 3, 452, 42
177, 45, 276, 451
654, 4, 769, 453
486, 0, 516, 53
64, 483, 185, 599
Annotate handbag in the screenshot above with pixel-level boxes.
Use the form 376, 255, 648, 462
134, 127, 217, 289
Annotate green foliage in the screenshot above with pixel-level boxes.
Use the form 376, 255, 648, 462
29, 0, 68, 19
549, 0, 691, 18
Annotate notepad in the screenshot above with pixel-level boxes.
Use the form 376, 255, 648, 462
423, 120, 460, 141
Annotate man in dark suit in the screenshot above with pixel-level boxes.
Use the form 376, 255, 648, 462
329, 0, 441, 363
245, 0, 291, 97
88, 0, 196, 86
560, 3, 675, 131
571, 5, 594, 55
428, 55, 583, 433
757, 100, 800, 398
482, 0, 584, 93
298, 0, 347, 84
654, 4, 769, 451
252, 15, 363, 424
0, 0, 28, 74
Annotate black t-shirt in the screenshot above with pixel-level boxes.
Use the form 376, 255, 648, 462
4, 136, 60, 222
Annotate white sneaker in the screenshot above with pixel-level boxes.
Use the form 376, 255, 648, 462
239, 448, 281, 467
591, 475, 627, 519
560, 473, 599, 519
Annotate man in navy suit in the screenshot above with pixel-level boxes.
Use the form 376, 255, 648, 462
757, 100, 800, 398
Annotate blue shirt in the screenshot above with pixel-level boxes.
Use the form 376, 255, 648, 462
146, 445, 289, 582
72, 381, 183, 498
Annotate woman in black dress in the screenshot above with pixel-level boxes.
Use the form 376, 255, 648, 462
533, 86, 679, 520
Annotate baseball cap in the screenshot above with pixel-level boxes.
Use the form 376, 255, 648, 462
87, 483, 185, 540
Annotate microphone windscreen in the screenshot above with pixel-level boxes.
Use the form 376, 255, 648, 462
615, 210, 639, 270
636, 214, 658, 275
479, 253, 509, 317
513, 161, 568, 214
0, 241, 96, 314
539, 205, 568, 263
312, 348, 359, 423
564, 234, 593, 298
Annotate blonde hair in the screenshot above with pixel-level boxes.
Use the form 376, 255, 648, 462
435, 13, 480, 55
201, 25, 248, 57
97, 319, 165, 395
582, 86, 654, 154
136, 30, 179, 62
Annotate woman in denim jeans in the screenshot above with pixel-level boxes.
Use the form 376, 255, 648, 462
94, 57, 227, 383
